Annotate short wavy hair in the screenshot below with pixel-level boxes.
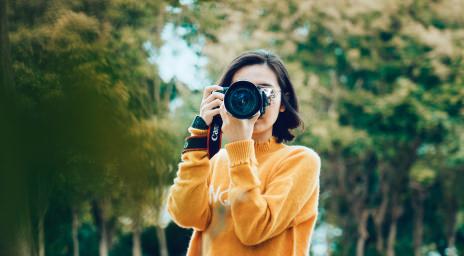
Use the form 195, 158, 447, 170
216, 49, 303, 143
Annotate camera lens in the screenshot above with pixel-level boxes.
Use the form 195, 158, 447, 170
224, 81, 262, 119
230, 87, 259, 114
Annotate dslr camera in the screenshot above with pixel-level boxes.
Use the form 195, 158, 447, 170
216, 80, 273, 119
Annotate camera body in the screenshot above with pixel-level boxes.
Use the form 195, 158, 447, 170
216, 80, 271, 119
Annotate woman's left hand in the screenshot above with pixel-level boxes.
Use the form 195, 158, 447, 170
219, 102, 260, 143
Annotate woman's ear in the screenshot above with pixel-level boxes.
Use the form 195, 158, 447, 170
280, 104, 286, 112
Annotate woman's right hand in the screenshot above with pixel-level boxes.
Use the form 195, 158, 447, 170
199, 85, 224, 126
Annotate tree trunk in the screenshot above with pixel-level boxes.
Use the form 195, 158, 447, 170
373, 171, 389, 253
38, 216, 45, 256
387, 219, 397, 256
335, 154, 347, 196
356, 209, 370, 256
412, 190, 425, 256
99, 221, 108, 256
18, 237, 33, 256
132, 224, 142, 256
107, 220, 116, 250
445, 201, 459, 256
387, 202, 403, 256
2, 1, 32, 255
72, 208, 80, 256
446, 209, 458, 256
446, 238, 458, 256
156, 226, 168, 256
93, 199, 111, 256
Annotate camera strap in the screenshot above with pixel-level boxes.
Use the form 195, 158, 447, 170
207, 115, 223, 159
182, 135, 207, 154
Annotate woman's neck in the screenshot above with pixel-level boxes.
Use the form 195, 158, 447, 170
252, 129, 273, 143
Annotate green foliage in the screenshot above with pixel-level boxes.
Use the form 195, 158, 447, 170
410, 163, 436, 187
3, 0, 186, 255
3, 0, 464, 255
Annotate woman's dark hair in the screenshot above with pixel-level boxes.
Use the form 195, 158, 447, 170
217, 49, 303, 143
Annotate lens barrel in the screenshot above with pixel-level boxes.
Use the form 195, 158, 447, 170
223, 81, 263, 119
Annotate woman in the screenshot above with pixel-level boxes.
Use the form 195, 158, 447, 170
167, 49, 321, 255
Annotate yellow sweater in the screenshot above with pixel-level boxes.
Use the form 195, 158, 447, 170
167, 128, 321, 256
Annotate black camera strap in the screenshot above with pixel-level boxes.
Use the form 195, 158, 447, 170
207, 115, 223, 159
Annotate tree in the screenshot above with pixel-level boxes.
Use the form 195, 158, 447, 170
6, 0, 185, 255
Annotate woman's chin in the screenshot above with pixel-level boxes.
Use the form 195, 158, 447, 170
252, 125, 267, 136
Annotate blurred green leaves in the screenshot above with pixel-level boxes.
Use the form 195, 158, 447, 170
2, 0, 464, 255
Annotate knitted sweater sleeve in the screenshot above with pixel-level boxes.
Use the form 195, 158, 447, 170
167, 127, 213, 231
225, 139, 321, 246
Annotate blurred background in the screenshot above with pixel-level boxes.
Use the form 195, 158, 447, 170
1, 0, 463, 255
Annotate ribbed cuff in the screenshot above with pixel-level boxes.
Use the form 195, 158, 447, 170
225, 139, 255, 167
188, 127, 208, 136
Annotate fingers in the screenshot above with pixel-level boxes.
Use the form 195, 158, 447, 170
199, 86, 224, 125
200, 98, 223, 125
219, 102, 227, 120
202, 85, 223, 99
201, 92, 224, 107
209, 108, 220, 117
202, 98, 223, 112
